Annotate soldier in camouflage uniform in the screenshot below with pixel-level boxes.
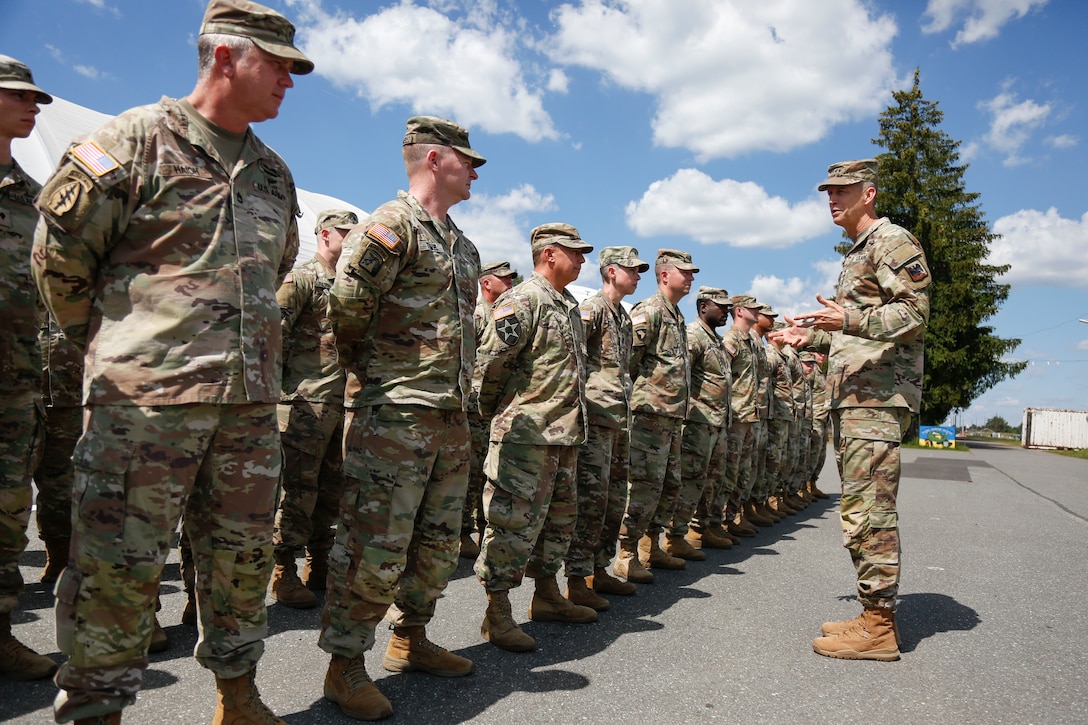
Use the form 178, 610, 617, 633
563, 246, 647, 610
804, 350, 832, 498
462, 260, 517, 560
270, 209, 357, 610
615, 249, 698, 581
746, 308, 779, 527
319, 116, 483, 720
677, 288, 735, 551
756, 306, 793, 520
0, 54, 58, 683
720, 296, 762, 538
773, 159, 930, 662
32, 2, 311, 720
474, 222, 596, 653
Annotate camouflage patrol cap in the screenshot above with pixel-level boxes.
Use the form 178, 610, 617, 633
314, 209, 359, 234
0, 55, 52, 104
403, 116, 486, 168
799, 350, 816, 364
758, 303, 779, 318
697, 286, 732, 307
481, 260, 516, 277
598, 246, 649, 272
530, 222, 593, 253
772, 319, 788, 331
730, 294, 760, 309
656, 249, 699, 272
817, 158, 879, 191
199, 0, 314, 75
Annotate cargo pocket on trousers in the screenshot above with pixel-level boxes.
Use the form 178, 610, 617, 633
868, 509, 898, 530
484, 443, 538, 502
341, 447, 399, 526
71, 433, 136, 544
54, 567, 84, 654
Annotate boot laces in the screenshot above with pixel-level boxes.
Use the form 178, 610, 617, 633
343, 654, 375, 689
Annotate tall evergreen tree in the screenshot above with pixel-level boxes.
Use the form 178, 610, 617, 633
843, 69, 1025, 425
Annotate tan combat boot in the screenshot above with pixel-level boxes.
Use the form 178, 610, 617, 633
270, 550, 316, 609
588, 567, 636, 596
149, 615, 169, 654
822, 610, 902, 646
809, 480, 830, 499
302, 544, 330, 591
40, 536, 70, 585
324, 653, 393, 721
786, 491, 808, 510
812, 607, 901, 661
744, 501, 774, 527
481, 590, 536, 652
758, 499, 785, 522
686, 527, 732, 550
729, 510, 757, 537
613, 540, 654, 584
213, 668, 287, 724
181, 590, 197, 627
718, 525, 741, 546
382, 625, 473, 676
529, 576, 598, 623
0, 611, 58, 680
663, 533, 706, 561
639, 534, 686, 570
566, 576, 610, 611
458, 531, 480, 559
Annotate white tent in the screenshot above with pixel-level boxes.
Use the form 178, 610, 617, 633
12, 95, 366, 261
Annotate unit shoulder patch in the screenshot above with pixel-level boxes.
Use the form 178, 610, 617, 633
493, 303, 521, 346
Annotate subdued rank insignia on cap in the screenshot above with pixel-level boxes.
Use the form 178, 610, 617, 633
906, 261, 928, 283
69, 141, 119, 177
493, 304, 521, 346
366, 223, 402, 252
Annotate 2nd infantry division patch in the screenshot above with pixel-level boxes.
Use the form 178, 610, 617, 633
493, 304, 521, 346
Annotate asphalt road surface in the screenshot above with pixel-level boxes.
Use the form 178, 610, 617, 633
5, 440, 1087, 724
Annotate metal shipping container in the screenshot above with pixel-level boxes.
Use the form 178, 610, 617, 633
1021, 407, 1088, 449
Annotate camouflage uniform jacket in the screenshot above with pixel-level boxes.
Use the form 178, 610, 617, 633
629, 291, 690, 419
580, 291, 633, 430
811, 218, 930, 411
1, 159, 42, 403
808, 361, 831, 422
32, 96, 300, 405
330, 191, 479, 410
766, 343, 793, 420
474, 272, 587, 446
278, 255, 345, 405
40, 315, 83, 408
466, 297, 497, 414
686, 318, 732, 428
783, 344, 807, 420
722, 325, 758, 423
752, 330, 771, 420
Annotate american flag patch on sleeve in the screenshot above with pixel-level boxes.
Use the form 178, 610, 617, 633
493, 304, 515, 320
70, 141, 120, 177
366, 223, 402, 251
631, 313, 647, 325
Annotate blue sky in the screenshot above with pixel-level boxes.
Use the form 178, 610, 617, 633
4, 0, 1086, 428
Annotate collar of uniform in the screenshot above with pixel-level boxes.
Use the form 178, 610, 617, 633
846, 216, 890, 254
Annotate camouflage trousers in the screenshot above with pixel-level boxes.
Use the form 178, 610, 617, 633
762, 418, 790, 499
53, 403, 281, 722
783, 418, 804, 493
744, 419, 768, 501
671, 420, 726, 536
831, 406, 911, 608
476, 442, 578, 591
720, 419, 755, 515
33, 404, 80, 542
685, 421, 731, 534
463, 412, 491, 536
809, 418, 830, 482
619, 412, 682, 543
319, 405, 468, 658
274, 400, 345, 555
0, 397, 43, 612
564, 424, 629, 578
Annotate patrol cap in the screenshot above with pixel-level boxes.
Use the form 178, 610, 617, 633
314, 209, 359, 234
656, 249, 699, 272
481, 260, 516, 277
530, 222, 593, 253
199, 0, 314, 75
799, 350, 816, 363
598, 246, 649, 272
0, 55, 52, 104
697, 286, 732, 307
730, 294, 760, 309
758, 303, 779, 318
772, 319, 788, 331
817, 158, 879, 191
403, 115, 486, 168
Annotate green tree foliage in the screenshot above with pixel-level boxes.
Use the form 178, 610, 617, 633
983, 415, 1014, 433
846, 69, 1026, 425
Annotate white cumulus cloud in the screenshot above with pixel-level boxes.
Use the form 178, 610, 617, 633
624, 169, 831, 248
547, 0, 899, 160
980, 89, 1051, 165
989, 207, 1088, 287
922, 0, 1048, 47
455, 184, 557, 275
290, 0, 558, 141
745, 258, 841, 318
